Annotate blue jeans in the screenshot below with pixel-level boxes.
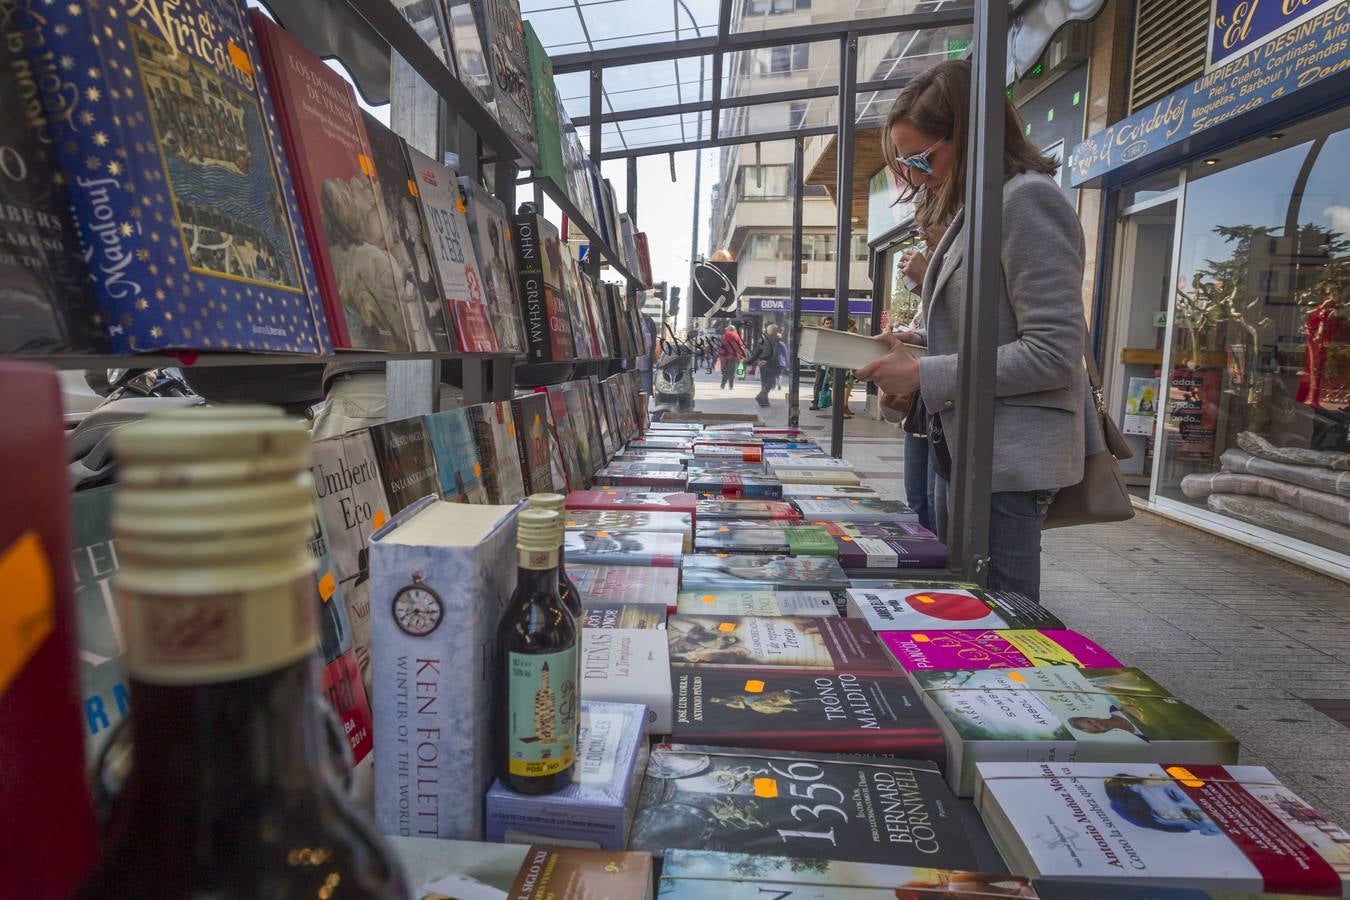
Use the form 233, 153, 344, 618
934, 477, 1056, 601
903, 431, 933, 533
640, 369, 653, 395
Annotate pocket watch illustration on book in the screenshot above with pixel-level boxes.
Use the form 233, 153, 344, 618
392, 572, 443, 636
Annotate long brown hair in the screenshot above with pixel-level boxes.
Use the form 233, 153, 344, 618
883, 59, 1055, 227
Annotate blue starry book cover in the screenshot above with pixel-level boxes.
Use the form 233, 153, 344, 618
28, 0, 330, 353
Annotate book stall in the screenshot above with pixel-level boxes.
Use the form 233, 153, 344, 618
5, 0, 1350, 898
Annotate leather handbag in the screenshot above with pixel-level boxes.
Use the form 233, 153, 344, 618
1043, 345, 1135, 530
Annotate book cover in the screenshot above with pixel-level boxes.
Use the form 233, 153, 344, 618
586, 375, 617, 461
522, 22, 565, 195
467, 401, 526, 505
631, 744, 980, 869
694, 523, 793, 554
370, 499, 519, 840
977, 762, 1350, 895
685, 459, 767, 475
511, 393, 556, 495
635, 232, 653, 286
671, 668, 943, 759
581, 628, 673, 732
563, 380, 605, 477
569, 564, 680, 610
309, 506, 374, 764
443, 0, 494, 113
540, 388, 574, 492
403, 145, 497, 352
567, 491, 698, 515
30, 0, 329, 353
486, 701, 650, 850
425, 408, 490, 504
786, 525, 841, 557
696, 499, 801, 521
564, 530, 683, 567
369, 417, 441, 514
681, 555, 849, 591
546, 385, 590, 492
772, 469, 865, 487
845, 587, 1065, 632
798, 326, 890, 369
311, 432, 392, 693
559, 250, 599, 359
460, 176, 527, 353
833, 533, 947, 571
361, 113, 454, 351
595, 465, 687, 490
563, 510, 692, 552
539, 216, 579, 359
688, 475, 783, 499
605, 375, 639, 445
477, 0, 536, 157
581, 605, 667, 630
252, 11, 404, 351
793, 499, 917, 523
882, 630, 1122, 672
508, 846, 654, 899
815, 520, 938, 541
1123, 376, 1160, 437
917, 666, 1239, 796
580, 274, 614, 358
676, 590, 839, 618
71, 487, 125, 758
666, 615, 892, 670
0, 19, 105, 354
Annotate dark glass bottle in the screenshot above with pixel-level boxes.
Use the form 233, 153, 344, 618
496, 508, 578, 795
76, 407, 408, 899
526, 493, 582, 619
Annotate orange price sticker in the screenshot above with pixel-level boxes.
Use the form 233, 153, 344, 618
373, 509, 387, 529
1166, 766, 1206, 788
911, 633, 931, 643
357, 154, 375, 177
0, 532, 55, 696
915, 594, 936, 604
715, 553, 728, 558
753, 778, 778, 798
718, 526, 729, 532
701, 594, 716, 604
455, 197, 467, 213
717, 622, 736, 632
474, 463, 482, 477
597, 531, 609, 538
406, 179, 419, 197
227, 41, 254, 76
1007, 671, 1026, 683
840, 535, 853, 542
317, 571, 336, 601
744, 679, 765, 693
566, 520, 577, 527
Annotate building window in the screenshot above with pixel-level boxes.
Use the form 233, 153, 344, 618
801, 234, 835, 262
754, 43, 810, 75
746, 0, 809, 13
852, 234, 869, 262
748, 233, 793, 260
789, 100, 808, 129
739, 165, 790, 200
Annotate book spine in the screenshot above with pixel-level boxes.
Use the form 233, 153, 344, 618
512, 211, 550, 363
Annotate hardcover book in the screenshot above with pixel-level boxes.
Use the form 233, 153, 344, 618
513, 208, 575, 362
443, 0, 494, 114
670, 668, 943, 759
370, 499, 520, 840
563, 380, 606, 476
680, 554, 850, 591
476, 0, 536, 157
666, 615, 892, 670
71, 487, 125, 757
310, 508, 374, 764
361, 113, 454, 351
567, 491, 698, 515
311, 431, 393, 693
403, 146, 497, 352
564, 530, 683, 567
833, 534, 947, 571
684, 459, 766, 475
693, 523, 834, 556
977, 762, 1350, 895
563, 510, 692, 553
882, 629, 1122, 673
511, 393, 556, 495
425, 408, 490, 504
581, 628, 673, 732
559, 250, 600, 359
546, 385, 589, 492
486, 700, 649, 849
580, 274, 614, 359
508, 846, 654, 899
687, 474, 783, 499
522, 22, 566, 195
586, 376, 618, 460
675, 591, 839, 617
252, 11, 406, 351
845, 587, 1065, 632
581, 605, 668, 629
630, 745, 981, 868
569, 563, 680, 610
466, 401, 526, 505
460, 176, 527, 352
695, 499, 801, 521
793, 498, 916, 522
692, 444, 764, 463
914, 666, 1239, 796
771, 469, 865, 487
595, 465, 687, 490
370, 417, 441, 514
32, 1, 329, 353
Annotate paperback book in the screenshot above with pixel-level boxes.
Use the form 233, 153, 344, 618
594, 464, 688, 490
567, 491, 698, 515
687, 474, 784, 499
581, 605, 668, 630
581, 628, 673, 732
793, 498, 917, 523
522, 22, 566, 197
675, 591, 839, 617
563, 510, 693, 553
475, 0, 535, 157
513, 207, 575, 362
511, 393, 556, 495
466, 401, 527, 505
833, 533, 947, 572
71, 487, 125, 757
563, 530, 683, 567
545, 386, 589, 492
666, 615, 892, 670
684, 459, 766, 475
460, 176, 527, 353
670, 668, 943, 759
692, 445, 764, 464
569, 564, 680, 610
369, 418, 441, 514
681, 555, 850, 591
695, 499, 801, 521
772, 469, 864, 487
845, 588, 1065, 632
883, 629, 1121, 672
782, 484, 882, 499
425, 408, 490, 504
630, 745, 982, 868
694, 524, 836, 556
976, 762, 1350, 895
508, 846, 654, 899
914, 666, 1239, 796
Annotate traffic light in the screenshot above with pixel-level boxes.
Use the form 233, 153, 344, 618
668, 286, 681, 319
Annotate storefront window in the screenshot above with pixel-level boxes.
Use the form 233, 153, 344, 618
1154, 112, 1350, 557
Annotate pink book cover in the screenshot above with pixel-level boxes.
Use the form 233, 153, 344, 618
882, 629, 1123, 672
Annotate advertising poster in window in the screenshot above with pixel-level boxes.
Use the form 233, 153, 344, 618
1166, 367, 1223, 461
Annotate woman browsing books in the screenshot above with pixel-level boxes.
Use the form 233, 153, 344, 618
855, 59, 1104, 602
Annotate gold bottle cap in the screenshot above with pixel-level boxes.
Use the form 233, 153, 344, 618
527, 493, 566, 510
517, 508, 560, 554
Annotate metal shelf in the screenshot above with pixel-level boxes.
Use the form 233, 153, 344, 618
536, 180, 650, 289
14, 349, 525, 372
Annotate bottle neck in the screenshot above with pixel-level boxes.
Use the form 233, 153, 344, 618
517, 556, 561, 596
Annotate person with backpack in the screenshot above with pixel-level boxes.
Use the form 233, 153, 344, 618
750, 323, 783, 408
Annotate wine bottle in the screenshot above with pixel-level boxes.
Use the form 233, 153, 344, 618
497, 508, 578, 795
525, 493, 582, 618
76, 407, 408, 899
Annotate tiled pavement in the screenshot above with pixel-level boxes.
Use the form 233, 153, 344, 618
678, 370, 1350, 822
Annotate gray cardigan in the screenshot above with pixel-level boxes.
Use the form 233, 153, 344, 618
917, 171, 1102, 494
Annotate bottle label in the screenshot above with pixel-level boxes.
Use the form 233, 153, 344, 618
120, 575, 317, 685
507, 647, 577, 778
519, 547, 559, 570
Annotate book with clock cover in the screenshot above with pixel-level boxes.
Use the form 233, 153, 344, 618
695, 499, 801, 521
581, 605, 667, 630
580, 628, 673, 732
425, 407, 490, 504
675, 591, 839, 618
28, 0, 329, 354
687, 474, 783, 499
563, 530, 683, 567
466, 401, 526, 505
403, 145, 497, 352
681, 554, 849, 591
630, 744, 981, 869
595, 464, 687, 490
460, 176, 527, 353
569, 564, 679, 610
486, 701, 650, 850
253, 11, 408, 352
914, 666, 1239, 796
567, 490, 698, 515
310, 431, 393, 694
670, 668, 943, 760
361, 113, 454, 351
370, 498, 520, 839
666, 615, 892, 671
370, 417, 441, 514
845, 588, 1064, 632
976, 762, 1350, 895
562, 510, 692, 552
772, 469, 865, 487
513, 207, 574, 362
508, 846, 655, 899
882, 629, 1121, 673
511, 393, 556, 495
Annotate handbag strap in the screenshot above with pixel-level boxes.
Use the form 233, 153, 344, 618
1081, 332, 1106, 417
